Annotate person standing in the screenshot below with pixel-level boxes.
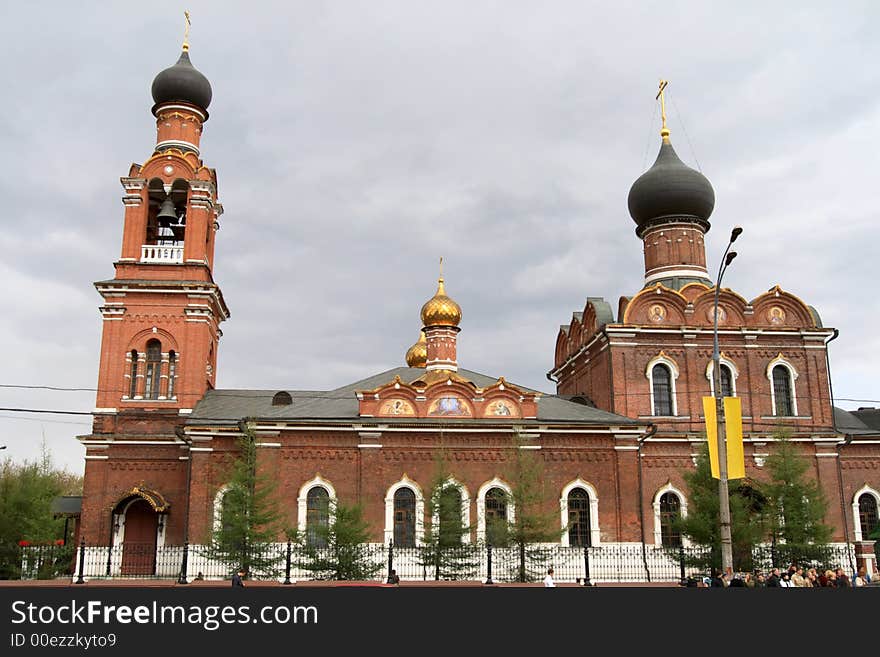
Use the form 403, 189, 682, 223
232, 567, 245, 587
544, 567, 556, 587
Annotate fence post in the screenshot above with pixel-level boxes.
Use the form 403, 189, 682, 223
387, 539, 394, 582
678, 544, 687, 586
75, 537, 86, 584
177, 542, 189, 585
283, 539, 292, 585
105, 539, 113, 577
485, 543, 494, 585
583, 545, 593, 587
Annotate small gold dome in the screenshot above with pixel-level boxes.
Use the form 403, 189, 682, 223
420, 278, 462, 327
405, 331, 427, 368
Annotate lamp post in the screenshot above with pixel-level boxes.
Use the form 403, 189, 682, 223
713, 225, 742, 576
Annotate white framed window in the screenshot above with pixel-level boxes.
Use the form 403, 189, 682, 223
853, 485, 880, 542
652, 483, 689, 547
766, 354, 798, 416
476, 478, 514, 544
430, 478, 471, 544
297, 475, 337, 540
646, 353, 680, 416
706, 357, 739, 398
384, 476, 424, 546
559, 479, 601, 547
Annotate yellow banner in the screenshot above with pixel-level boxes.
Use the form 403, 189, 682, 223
703, 396, 746, 480
724, 397, 745, 479
703, 397, 719, 478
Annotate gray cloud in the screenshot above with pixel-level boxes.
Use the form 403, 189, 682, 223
2, 1, 878, 472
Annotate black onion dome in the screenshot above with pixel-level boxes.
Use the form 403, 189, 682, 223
627, 140, 715, 236
151, 50, 212, 112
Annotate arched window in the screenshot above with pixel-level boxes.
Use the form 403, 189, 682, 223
772, 365, 794, 416
219, 486, 247, 554
652, 364, 673, 416
128, 350, 138, 398
859, 494, 878, 541
167, 351, 177, 399
659, 492, 682, 547
567, 488, 590, 547
306, 487, 330, 548
719, 364, 733, 399
438, 486, 464, 547
144, 340, 161, 400
485, 487, 508, 547
394, 488, 416, 548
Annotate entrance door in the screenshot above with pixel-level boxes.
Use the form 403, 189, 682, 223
121, 499, 158, 575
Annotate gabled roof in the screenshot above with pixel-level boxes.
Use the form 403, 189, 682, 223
850, 407, 880, 432
188, 367, 639, 427
834, 407, 879, 437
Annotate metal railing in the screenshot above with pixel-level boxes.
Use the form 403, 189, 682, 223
20, 540, 857, 584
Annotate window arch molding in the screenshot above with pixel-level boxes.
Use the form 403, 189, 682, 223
476, 478, 514, 543
705, 356, 739, 398
646, 352, 680, 417
212, 484, 230, 535
126, 327, 180, 354
430, 477, 472, 544
559, 479, 601, 547
852, 485, 880, 542
652, 483, 689, 547
766, 354, 798, 416
384, 476, 424, 545
297, 475, 337, 534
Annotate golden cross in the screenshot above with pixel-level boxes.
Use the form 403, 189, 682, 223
183, 10, 191, 51
439, 256, 444, 281
656, 79, 670, 141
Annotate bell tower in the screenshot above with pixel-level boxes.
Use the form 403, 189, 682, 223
93, 28, 228, 414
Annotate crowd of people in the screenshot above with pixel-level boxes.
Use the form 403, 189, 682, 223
693, 564, 875, 588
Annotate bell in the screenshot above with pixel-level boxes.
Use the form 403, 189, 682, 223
156, 196, 177, 227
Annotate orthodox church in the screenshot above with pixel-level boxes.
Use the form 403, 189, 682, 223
75, 34, 880, 578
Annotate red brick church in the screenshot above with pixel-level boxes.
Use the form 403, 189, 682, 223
75, 37, 880, 580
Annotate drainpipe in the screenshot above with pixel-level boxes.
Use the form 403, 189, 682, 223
825, 329, 856, 575
637, 423, 658, 581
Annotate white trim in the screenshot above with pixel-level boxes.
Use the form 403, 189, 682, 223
212, 485, 229, 535
852, 485, 880, 542
84, 455, 109, 460
476, 478, 515, 543
652, 483, 689, 547
384, 476, 425, 546
644, 267, 710, 285
766, 355, 798, 416
706, 357, 739, 397
155, 139, 200, 154
429, 478, 472, 544
559, 479, 601, 547
297, 476, 337, 535
646, 353, 679, 417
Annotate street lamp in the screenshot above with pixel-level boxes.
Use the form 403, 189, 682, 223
713, 225, 742, 576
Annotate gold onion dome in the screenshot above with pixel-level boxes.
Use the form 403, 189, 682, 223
420, 277, 462, 327
405, 331, 427, 368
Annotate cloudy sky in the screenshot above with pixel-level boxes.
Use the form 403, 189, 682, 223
1, 1, 878, 473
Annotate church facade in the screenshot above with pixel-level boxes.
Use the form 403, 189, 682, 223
75, 40, 880, 580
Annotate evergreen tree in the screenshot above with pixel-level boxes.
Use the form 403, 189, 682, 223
419, 450, 478, 580
674, 442, 764, 572
296, 500, 382, 580
202, 424, 287, 579
761, 429, 833, 567
0, 446, 82, 579
500, 430, 564, 582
